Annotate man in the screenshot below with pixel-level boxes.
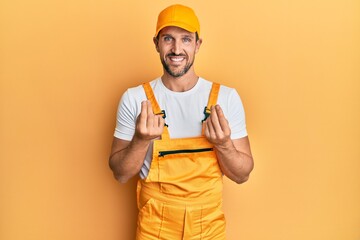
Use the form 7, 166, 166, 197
109, 4, 254, 240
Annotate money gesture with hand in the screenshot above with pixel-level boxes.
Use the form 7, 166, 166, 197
204, 105, 232, 147
135, 100, 165, 141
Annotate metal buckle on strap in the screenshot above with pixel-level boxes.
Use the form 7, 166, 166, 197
202, 106, 211, 122
155, 110, 166, 119
155, 110, 168, 127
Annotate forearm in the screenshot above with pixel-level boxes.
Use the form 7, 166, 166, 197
109, 137, 150, 183
214, 139, 254, 184
110, 100, 165, 183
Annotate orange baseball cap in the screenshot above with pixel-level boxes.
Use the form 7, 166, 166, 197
155, 4, 200, 37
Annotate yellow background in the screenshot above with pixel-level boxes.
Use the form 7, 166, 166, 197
1, 0, 359, 239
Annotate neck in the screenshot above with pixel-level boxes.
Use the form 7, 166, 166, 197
161, 70, 199, 92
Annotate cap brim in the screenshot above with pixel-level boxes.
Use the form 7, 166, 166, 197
155, 22, 198, 37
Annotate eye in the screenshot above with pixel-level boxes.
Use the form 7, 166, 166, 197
183, 37, 191, 43
163, 36, 173, 42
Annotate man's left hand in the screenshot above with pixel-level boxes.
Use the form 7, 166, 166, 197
204, 105, 232, 148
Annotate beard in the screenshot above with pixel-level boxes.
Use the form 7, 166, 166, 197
161, 54, 195, 78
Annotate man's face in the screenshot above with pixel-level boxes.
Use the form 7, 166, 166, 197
154, 26, 202, 78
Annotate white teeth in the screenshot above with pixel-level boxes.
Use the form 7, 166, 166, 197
169, 57, 184, 62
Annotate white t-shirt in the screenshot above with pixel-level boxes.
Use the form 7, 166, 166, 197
114, 77, 247, 179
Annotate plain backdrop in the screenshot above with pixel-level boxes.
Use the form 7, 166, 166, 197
1, 0, 359, 239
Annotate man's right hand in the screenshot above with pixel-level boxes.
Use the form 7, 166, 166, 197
109, 100, 165, 183
135, 100, 165, 141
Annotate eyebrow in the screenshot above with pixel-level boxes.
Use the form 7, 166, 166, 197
182, 34, 194, 39
160, 33, 194, 39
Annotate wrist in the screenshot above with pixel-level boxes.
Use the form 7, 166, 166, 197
132, 135, 151, 148
214, 138, 234, 150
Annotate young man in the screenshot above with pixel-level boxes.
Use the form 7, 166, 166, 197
109, 4, 254, 239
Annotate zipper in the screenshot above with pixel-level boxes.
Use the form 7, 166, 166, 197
158, 148, 213, 157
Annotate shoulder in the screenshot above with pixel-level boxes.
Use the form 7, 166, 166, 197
217, 83, 242, 105
219, 83, 238, 97
198, 78, 239, 101
124, 78, 161, 99
201, 79, 244, 115
199, 78, 237, 95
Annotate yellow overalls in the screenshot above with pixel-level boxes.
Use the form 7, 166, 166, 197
136, 82, 226, 240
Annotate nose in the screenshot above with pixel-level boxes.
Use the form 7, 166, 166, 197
171, 40, 182, 55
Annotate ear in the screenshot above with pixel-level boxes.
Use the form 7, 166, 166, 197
195, 38, 203, 54
153, 37, 160, 53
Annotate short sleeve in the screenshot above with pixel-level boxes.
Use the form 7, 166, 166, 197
227, 89, 248, 139
114, 90, 137, 141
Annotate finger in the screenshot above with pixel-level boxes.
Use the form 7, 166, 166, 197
156, 115, 165, 132
153, 114, 161, 127
146, 100, 154, 116
203, 121, 210, 138
160, 115, 165, 128
215, 105, 230, 133
146, 101, 154, 128
206, 117, 216, 139
209, 105, 223, 135
138, 101, 148, 127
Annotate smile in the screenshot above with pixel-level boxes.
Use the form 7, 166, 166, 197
168, 56, 186, 63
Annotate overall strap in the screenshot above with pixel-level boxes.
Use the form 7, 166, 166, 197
203, 82, 220, 121
142, 82, 170, 140
202, 82, 220, 134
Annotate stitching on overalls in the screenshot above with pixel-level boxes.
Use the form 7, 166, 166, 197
157, 203, 165, 239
